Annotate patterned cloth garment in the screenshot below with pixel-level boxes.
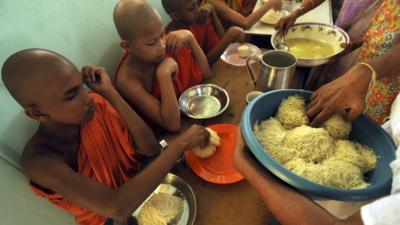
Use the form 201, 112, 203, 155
357, 0, 400, 124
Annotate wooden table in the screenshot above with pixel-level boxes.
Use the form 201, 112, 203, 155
167, 61, 274, 225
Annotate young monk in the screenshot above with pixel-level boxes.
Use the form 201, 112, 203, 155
162, 0, 247, 65
113, 0, 212, 133
1, 48, 210, 225
206, 0, 282, 29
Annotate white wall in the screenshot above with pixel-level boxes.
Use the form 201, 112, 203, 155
0, 0, 169, 78
0, 0, 169, 152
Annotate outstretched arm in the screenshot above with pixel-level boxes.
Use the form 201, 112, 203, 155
232, 131, 364, 225
210, 0, 282, 30
207, 26, 246, 65
306, 42, 400, 126
23, 124, 209, 221
198, 3, 225, 37
275, 0, 325, 34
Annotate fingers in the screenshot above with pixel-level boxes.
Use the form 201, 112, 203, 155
306, 98, 322, 120
89, 67, 97, 81
81, 66, 95, 83
283, 18, 294, 35
82, 66, 107, 83
343, 103, 364, 122
274, 19, 283, 31
275, 20, 289, 35
307, 89, 337, 126
202, 127, 210, 148
306, 97, 319, 111
310, 106, 334, 127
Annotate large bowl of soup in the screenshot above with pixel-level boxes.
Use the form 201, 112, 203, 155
271, 23, 350, 67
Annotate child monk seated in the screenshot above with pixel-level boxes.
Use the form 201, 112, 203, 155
113, 0, 212, 133
206, 0, 282, 29
162, 0, 247, 65
1, 48, 210, 225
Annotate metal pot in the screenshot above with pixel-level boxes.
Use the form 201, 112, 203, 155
246, 50, 298, 92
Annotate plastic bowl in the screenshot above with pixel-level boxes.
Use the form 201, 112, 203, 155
241, 89, 396, 200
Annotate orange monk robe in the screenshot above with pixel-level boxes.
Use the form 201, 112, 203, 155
114, 47, 203, 100
31, 93, 141, 225
165, 20, 221, 54
154, 46, 204, 98
113, 46, 203, 133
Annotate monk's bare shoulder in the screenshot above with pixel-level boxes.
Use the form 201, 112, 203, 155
21, 133, 68, 184
22, 133, 61, 162
116, 61, 144, 90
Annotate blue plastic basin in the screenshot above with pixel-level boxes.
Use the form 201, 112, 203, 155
241, 89, 396, 200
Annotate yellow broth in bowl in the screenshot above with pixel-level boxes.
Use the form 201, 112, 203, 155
286, 38, 335, 59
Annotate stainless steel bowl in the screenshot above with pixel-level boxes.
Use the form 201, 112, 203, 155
163, 173, 196, 225
133, 173, 197, 225
179, 84, 230, 119
271, 22, 350, 67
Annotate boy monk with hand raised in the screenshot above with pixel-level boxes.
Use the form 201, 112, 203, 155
113, 0, 212, 133
162, 0, 247, 65
1, 48, 210, 225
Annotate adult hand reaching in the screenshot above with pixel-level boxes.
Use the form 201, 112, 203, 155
306, 64, 373, 126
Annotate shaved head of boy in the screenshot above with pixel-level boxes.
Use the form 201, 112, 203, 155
162, 0, 199, 24
114, 0, 166, 64
2, 49, 94, 125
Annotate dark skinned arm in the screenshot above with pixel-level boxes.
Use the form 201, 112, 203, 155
22, 124, 209, 221
207, 26, 246, 65
275, 0, 325, 34
307, 42, 400, 126
210, 0, 282, 30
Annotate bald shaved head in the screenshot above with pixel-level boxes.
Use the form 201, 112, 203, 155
1, 49, 77, 107
113, 0, 161, 41
161, 0, 185, 13
2, 49, 93, 124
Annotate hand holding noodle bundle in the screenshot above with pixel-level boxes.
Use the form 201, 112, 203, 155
192, 128, 221, 158
277, 95, 309, 129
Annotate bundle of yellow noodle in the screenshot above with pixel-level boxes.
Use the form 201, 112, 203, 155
283, 125, 334, 163
253, 96, 378, 189
322, 114, 352, 139
276, 96, 309, 129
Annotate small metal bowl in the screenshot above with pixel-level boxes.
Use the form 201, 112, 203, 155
179, 84, 230, 119
246, 91, 263, 104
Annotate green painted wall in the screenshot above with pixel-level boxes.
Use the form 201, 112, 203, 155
0, 0, 170, 150
0, 0, 169, 78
